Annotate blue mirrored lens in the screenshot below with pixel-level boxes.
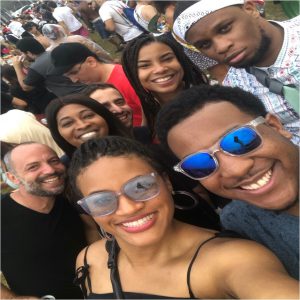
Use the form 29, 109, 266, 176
220, 127, 261, 155
181, 152, 217, 178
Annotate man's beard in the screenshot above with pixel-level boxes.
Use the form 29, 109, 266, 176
18, 172, 66, 197
234, 28, 271, 68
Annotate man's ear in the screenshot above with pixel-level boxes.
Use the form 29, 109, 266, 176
6, 171, 21, 185
86, 56, 98, 67
265, 113, 293, 140
242, 1, 260, 18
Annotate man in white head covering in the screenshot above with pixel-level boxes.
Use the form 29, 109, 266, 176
172, 0, 299, 129
172, 1, 299, 91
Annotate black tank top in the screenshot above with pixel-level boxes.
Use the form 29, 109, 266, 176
74, 231, 241, 299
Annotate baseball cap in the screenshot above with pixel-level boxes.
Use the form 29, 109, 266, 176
51, 42, 97, 74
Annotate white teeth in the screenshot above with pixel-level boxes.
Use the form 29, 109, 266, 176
43, 177, 59, 183
241, 170, 272, 190
153, 76, 172, 83
122, 213, 154, 228
118, 114, 127, 120
80, 131, 97, 141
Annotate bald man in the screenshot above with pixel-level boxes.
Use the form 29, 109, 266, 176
1, 142, 87, 299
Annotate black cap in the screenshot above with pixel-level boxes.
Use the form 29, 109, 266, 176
51, 42, 97, 74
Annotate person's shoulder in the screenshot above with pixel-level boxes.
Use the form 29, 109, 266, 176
1, 109, 33, 118
196, 233, 276, 269
65, 6, 73, 13
282, 15, 300, 25
54, 194, 73, 207
100, 1, 110, 10
221, 200, 264, 215
270, 15, 300, 29
77, 239, 106, 265
220, 200, 275, 227
33, 51, 51, 64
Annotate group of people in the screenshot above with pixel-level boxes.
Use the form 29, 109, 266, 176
1, 0, 299, 299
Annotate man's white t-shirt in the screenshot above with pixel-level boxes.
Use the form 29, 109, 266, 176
8, 21, 25, 37
53, 6, 82, 32
99, 1, 143, 42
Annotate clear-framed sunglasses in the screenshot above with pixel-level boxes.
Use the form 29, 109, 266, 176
77, 172, 160, 217
174, 117, 265, 180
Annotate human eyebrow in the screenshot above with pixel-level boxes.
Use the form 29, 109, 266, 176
66, 70, 78, 76
79, 109, 95, 116
137, 58, 151, 65
64, 65, 80, 76
214, 19, 233, 33
160, 51, 175, 58
193, 39, 211, 50
87, 189, 114, 197
113, 97, 126, 104
24, 162, 40, 171
48, 156, 61, 163
58, 116, 72, 124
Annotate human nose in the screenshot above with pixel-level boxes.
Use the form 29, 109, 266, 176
214, 151, 254, 179
110, 103, 123, 114
152, 62, 168, 74
41, 162, 56, 174
68, 75, 79, 83
214, 36, 233, 55
75, 118, 90, 129
115, 194, 145, 215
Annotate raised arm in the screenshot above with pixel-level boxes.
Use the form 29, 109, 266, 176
103, 18, 115, 33
191, 239, 299, 299
217, 240, 298, 299
12, 56, 34, 92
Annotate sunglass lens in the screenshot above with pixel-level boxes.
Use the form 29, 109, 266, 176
124, 174, 159, 201
181, 152, 217, 179
80, 193, 118, 216
220, 127, 262, 155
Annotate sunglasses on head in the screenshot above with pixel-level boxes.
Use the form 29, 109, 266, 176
77, 173, 159, 217
174, 117, 265, 180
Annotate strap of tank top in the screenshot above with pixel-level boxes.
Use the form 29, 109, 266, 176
187, 230, 243, 298
74, 245, 92, 298
186, 235, 218, 298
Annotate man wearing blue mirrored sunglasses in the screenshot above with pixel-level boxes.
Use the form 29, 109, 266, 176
156, 84, 299, 279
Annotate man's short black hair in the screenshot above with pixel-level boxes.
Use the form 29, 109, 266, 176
156, 85, 267, 151
47, 1, 57, 9
51, 42, 99, 74
83, 83, 121, 97
68, 136, 165, 200
23, 21, 37, 32
16, 37, 45, 55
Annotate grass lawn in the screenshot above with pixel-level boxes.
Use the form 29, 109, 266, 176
265, 1, 290, 20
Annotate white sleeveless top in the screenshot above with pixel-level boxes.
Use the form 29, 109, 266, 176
134, 5, 150, 31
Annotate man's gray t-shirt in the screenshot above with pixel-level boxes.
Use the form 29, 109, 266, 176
24, 51, 87, 97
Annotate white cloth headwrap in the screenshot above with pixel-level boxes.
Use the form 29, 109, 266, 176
173, 0, 245, 42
